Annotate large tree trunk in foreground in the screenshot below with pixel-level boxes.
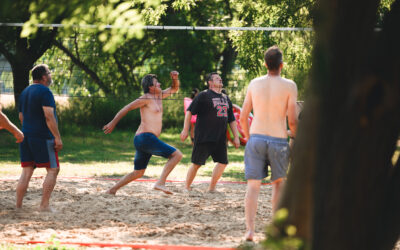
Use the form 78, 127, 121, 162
278, 0, 400, 249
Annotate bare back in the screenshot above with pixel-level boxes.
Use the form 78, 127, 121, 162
248, 75, 297, 138
136, 94, 163, 137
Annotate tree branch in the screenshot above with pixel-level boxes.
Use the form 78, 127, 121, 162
52, 39, 111, 94
113, 54, 130, 87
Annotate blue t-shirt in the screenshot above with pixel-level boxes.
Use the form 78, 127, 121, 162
18, 84, 57, 139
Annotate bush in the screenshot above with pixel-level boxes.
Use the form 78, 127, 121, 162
59, 96, 184, 131
2, 96, 185, 133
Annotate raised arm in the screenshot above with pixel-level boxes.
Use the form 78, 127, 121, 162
0, 110, 24, 143
240, 87, 253, 140
103, 96, 149, 134
287, 83, 298, 138
162, 71, 180, 99
43, 106, 63, 151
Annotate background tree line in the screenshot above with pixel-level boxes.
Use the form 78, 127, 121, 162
0, 0, 314, 103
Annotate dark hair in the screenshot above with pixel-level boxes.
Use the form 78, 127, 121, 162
190, 88, 199, 99
32, 64, 49, 81
205, 72, 218, 86
264, 46, 283, 71
141, 74, 157, 93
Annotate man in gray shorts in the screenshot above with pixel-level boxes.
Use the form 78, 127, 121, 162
240, 46, 298, 241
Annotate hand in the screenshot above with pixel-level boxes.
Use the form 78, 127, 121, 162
180, 130, 188, 142
103, 122, 115, 134
170, 71, 179, 80
13, 130, 24, 143
233, 136, 240, 149
54, 137, 63, 151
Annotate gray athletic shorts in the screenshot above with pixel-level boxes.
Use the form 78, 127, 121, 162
244, 134, 290, 181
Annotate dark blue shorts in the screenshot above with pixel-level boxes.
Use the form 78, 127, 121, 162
244, 134, 289, 181
133, 133, 176, 170
20, 136, 59, 168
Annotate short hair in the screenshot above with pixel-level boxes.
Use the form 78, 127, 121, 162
205, 72, 219, 86
32, 64, 49, 81
141, 74, 157, 93
264, 46, 283, 71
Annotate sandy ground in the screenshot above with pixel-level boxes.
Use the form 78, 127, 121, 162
0, 177, 273, 248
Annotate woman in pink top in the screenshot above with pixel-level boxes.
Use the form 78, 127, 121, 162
183, 88, 199, 145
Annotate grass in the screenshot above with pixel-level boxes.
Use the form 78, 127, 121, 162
0, 126, 267, 183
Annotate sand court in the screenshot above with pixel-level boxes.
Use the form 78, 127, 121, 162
0, 177, 273, 248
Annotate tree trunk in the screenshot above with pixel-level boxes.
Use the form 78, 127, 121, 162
278, 0, 400, 249
11, 62, 32, 106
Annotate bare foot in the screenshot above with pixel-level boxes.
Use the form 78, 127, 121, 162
245, 230, 254, 241
207, 188, 217, 193
105, 189, 116, 195
154, 184, 173, 195
39, 206, 57, 213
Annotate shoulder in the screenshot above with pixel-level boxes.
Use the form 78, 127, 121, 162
195, 90, 208, 99
249, 75, 268, 88
138, 94, 152, 102
251, 75, 268, 83
279, 77, 297, 92
199, 90, 208, 96
281, 77, 296, 86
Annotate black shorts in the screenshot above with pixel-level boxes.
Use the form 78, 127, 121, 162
191, 139, 228, 165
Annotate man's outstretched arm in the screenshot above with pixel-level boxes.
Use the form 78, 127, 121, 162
103, 97, 149, 134
0, 110, 24, 143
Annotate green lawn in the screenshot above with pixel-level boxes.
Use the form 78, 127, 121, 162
0, 127, 261, 182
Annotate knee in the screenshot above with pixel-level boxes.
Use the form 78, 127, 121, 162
135, 169, 145, 178
48, 168, 60, 176
172, 149, 183, 161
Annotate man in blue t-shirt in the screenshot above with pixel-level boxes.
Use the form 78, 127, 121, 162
180, 72, 240, 192
17, 64, 63, 212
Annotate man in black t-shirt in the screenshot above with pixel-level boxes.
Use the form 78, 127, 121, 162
180, 72, 240, 192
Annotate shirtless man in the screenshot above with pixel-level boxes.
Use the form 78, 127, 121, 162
0, 105, 24, 143
240, 46, 298, 241
103, 71, 183, 195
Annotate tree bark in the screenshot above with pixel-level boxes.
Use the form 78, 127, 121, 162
278, 0, 400, 249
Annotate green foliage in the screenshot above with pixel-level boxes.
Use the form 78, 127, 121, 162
229, 0, 314, 99
22, 0, 163, 53
262, 208, 306, 250
58, 96, 141, 130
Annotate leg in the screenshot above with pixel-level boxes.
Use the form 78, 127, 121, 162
245, 179, 262, 241
207, 163, 227, 192
185, 163, 201, 191
154, 149, 183, 194
106, 169, 145, 195
271, 178, 285, 213
16, 166, 34, 208
40, 167, 60, 212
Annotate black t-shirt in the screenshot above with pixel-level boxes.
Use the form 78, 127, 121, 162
188, 89, 235, 143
